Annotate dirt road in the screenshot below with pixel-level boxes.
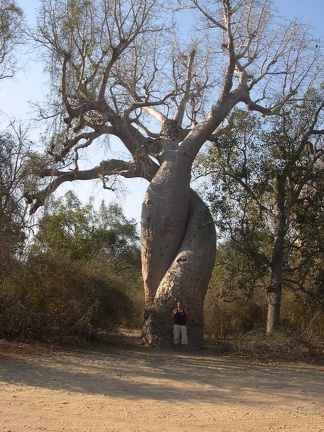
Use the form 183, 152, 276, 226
0, 341, 323, 431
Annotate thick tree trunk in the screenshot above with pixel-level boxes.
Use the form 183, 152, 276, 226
141, 185, 216, 348
141, 151, 192, 305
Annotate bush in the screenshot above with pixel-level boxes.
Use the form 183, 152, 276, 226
213, 330, 324, 364
0, 252, 143, 341
203, 286, 324, 363
203, 289, 267, 342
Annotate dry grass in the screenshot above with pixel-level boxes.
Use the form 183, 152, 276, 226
1, 327, 323, 367
205, 330, 324, 365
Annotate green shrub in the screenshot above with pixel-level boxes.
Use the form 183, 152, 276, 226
0, 251, 143, 341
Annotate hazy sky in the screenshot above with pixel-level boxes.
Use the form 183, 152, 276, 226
1, 0, 323, 222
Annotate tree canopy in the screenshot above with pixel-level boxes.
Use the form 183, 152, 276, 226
0, 126, 33, 278
25, 0, 322, 211
33, 191, 140, 269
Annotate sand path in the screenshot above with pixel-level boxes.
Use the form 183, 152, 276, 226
0, 342, 323, 431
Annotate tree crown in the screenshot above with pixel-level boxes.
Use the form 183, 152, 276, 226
25, 0, 323, 212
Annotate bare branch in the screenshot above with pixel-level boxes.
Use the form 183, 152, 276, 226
173, 49, 196, 126
28, 0, 323, 207
142, 106, 166, 124
25, 157, 152, 214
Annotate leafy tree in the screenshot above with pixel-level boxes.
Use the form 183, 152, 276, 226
0, 0, 24, 80
0, 125, 33, 279
3, 193, 143, 340
24, 0, 321, 346
199, 95, 324, 335
0, 0, 29, 275
32, 191, 140, 273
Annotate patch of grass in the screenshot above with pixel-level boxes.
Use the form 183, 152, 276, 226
205, 330, 324, 365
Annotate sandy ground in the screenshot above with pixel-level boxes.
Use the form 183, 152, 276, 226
0, 339, 324, 432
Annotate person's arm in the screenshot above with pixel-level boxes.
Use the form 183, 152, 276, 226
172, 308, 177, 321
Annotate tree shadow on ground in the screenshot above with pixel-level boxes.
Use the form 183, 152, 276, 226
0, 337, 323, 407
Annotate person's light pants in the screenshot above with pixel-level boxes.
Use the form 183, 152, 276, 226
173, 324, 188, 344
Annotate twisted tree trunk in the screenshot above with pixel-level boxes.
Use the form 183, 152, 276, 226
141, 151, 216, 348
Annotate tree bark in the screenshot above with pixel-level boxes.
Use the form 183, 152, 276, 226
266, 214, 285, 336
141, 181, 216, 348
266, 284, 282, 336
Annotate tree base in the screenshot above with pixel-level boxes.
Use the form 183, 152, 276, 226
141, 306, 204, 349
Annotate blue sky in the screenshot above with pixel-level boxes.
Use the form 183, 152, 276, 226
1, 0, 323, 223
275, 0, 323, 30
2, 0, 323, 119
3, 0, 322, 118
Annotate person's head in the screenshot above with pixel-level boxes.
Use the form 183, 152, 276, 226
177, 301, 183, 308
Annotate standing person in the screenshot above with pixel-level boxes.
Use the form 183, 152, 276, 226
172, 301, 189, 350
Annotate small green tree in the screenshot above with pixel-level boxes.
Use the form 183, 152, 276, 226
0, 0, 24, 80
33, 191, 141, 272
0, 192, 142, 340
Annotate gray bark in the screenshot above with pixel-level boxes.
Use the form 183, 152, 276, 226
141, 188, 216, 348
266, 200, 285, 336
266, 285, 282, 336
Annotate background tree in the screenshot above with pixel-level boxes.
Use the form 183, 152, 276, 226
32, 191, 141, 274
0, 0, 28, 277
0, 125, 33, 280
25, 0, 322, 346
198, 94, 323, 335
203, 239, 267, 341
0, 192, 142, 340
0, 0, 24, 80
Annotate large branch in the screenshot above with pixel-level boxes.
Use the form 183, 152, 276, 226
25, 158, 157, 214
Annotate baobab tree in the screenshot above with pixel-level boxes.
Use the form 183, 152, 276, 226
26, 0, 322, 347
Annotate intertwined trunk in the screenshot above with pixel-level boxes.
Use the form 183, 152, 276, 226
140, 151, 216, 348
